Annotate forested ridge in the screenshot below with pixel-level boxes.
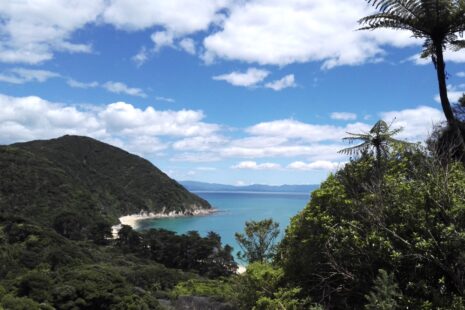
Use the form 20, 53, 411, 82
0, 135, 210, 230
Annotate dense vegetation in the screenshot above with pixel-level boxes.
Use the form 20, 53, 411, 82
4, 130, 465, 309
0, 135, 242, 309
279, 142, 465, 308
0, 214, 237, 309
0, 135, 210, 234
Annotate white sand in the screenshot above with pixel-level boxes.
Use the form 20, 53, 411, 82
111, 208, 216, 237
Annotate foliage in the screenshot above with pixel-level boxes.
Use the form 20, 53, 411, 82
235, 218, 280, 263
279, 145, 465, 308
234, 262, 312, 310
339, 120, 412, 171
171, 278, 236, 302
0, 214, 237, 309
0, 135, 211, 236
365, 269, 402, 310
359, 0, 465, 125
117, 226, 238, 277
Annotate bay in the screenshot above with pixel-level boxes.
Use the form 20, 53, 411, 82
137, 191, 311, 259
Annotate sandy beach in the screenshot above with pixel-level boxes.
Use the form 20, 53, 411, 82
112, 208, 216, 237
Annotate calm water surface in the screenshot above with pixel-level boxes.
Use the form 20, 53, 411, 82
137, 192, 311, 256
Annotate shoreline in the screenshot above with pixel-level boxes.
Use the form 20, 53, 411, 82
112, 208, 217, 237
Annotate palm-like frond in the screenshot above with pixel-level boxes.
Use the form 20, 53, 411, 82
360, 0, 465, 50
339, 142, 372, 155
338, 120, 411, 158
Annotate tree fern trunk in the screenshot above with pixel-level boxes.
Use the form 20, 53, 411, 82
434, 42, 455, 125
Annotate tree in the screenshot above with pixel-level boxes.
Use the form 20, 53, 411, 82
359, 0, 465, 126
279, 146, 465, 308
235, 219, 280, 263
365, 269, 401, 310
339, 120, 410, 171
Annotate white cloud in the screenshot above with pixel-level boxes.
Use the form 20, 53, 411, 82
132, 47, 149, 66
439, 92, 464, 103
125, 136, 168, 155
331, 112, 357, 121
232, 161, 281, 170
173, 135, 227, 151
102, 81, 147, 97
0, 92, 445, 169
67, 79, 99, 89
0, 93, 220, 157
155, 96, 175, 103
0, 0, 103, 64
151, 31, 175, 50
196, 166, 217, 171
457, 72, 465, 78
203, 0, 418, 68
103, 0, 230, 34
0, 68, 60, 84
213, 68, 270, 87
434, 84, 465, 104
220, 144, 345, 161
409, 50, 465, 66
265, 74, 296, 91
99, 101, 219, 137
288, 160, 343, 171
380, 106, 444, 142
0, 94, 101, 143
247, 119, 371, 142
179, 38, 196, 55
171, 152, 221, 162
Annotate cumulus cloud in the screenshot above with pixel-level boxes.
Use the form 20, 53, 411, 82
102, 81, 147, 97
0, 68, 60, 84
99, 102, 219, 136
220, 144, 345, 161
103, 0, 230, 33
232, 161, 281, 170
247, 119, 371, 142
0, 0, 103, 64
179, 38, 196, 55
380, 106, 444, 142
151, 31, 175, 50
0, 93, 220, 157
213, 68, 270, 87
288, 160, 343, 171
265, 74, 296, 91
203, 0, 418, 68
331, 112, 357, 121
0, 91, 445, 167
0, 0, 437, 69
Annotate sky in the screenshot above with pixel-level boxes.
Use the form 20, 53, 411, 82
1, 0, 465, 186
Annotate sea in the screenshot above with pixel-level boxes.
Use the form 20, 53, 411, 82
136, 191, 311, 259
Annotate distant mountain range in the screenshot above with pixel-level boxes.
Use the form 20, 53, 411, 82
179, 180, 319, 193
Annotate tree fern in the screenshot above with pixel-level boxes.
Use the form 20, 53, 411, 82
360, 0, 465, 126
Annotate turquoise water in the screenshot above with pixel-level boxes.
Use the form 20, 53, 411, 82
137, 192, 310, 259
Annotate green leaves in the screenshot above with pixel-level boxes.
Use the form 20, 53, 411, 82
235, 219, 280, 264
279, 146, 465, 308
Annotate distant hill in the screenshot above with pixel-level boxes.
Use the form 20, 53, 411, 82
0, 135, 210, 226
180, 181, 319, 193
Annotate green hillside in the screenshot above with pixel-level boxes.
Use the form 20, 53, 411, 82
0, 135, 210, 227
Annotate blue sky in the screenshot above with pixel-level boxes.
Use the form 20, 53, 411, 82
1, 0, 464, 185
